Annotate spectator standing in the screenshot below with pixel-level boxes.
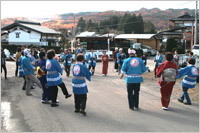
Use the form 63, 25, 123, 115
15, 47, 22, 77
87, 49, 97, 76
101, 50, 109, 76
112, 47, 119, 72
1, 48, 7, 79
154, 51, 163, 77
117, 48, 126, 75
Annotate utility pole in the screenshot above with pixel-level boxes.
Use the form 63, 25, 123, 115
71, 15, 76, 53
194, 0, 198, 46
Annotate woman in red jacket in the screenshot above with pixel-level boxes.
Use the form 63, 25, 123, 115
156, 52, 178, 110
101, 50, 109, 76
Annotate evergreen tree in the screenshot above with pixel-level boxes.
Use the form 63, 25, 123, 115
76, 17, 86, 33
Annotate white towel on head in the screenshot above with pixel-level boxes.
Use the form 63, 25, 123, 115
24, 49, 31, 58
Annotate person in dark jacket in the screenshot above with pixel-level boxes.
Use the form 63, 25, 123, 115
112, 47, 119, 72
1, 48, 7, 79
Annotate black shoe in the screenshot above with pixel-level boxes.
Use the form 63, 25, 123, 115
5, 77, 7, 79
22, 88, 25, 90
65, 94, 72, 99
183, 102, 192, 105
177, 99, 183, 103
74, 109, 80, 113
135, 107, 139, 110
51, 103, 59, 107
129, 108, 134, 110
80, 110, 86, 116
31, 86, 35, 89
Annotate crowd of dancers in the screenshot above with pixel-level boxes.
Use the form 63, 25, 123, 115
1, 44, 198, 115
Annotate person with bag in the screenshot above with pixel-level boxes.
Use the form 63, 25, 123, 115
46, 49, 72, 107
177, 58, 198, 105
63, 49, 72, 77
156, 52, 178, 110
120, 49, 146, 110
37, 51, 54, 104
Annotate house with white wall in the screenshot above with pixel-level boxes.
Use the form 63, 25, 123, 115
1, 20, 60, 46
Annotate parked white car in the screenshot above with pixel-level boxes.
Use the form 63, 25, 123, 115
192, 44, 199, 57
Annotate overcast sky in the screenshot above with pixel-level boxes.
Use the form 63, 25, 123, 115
1, 1, 197, 19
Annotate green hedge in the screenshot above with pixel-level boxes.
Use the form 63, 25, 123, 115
1, 44, 62, 54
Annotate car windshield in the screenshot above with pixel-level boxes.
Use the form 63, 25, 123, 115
142, 45, 152, 49
193, 46, 199, 49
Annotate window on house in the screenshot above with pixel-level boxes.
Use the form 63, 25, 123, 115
16, 32, 20, 38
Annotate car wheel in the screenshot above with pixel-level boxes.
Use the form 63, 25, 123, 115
147, 52, 151, 56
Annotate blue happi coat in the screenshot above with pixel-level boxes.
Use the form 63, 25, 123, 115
46, 59, 63, 86
117, 52, 126, 64
18, 56, 24, 77
21, 56, 34, 76
121, 56, 147, 83
76, 48, 86, 54
154, 54, 163, 66
72, 62, 92, 95
87, 52, 97, 67
176, 65, 198, 88
83, 54, 88, 67
63, 53, 72, 66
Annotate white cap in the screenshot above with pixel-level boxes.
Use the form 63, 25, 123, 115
129, 50, 136, 54
115, 47, 118, 50
119, 48, 123, 51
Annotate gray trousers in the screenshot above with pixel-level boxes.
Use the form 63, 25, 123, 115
25, 74, 42, 93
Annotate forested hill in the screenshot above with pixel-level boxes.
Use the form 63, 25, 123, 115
1, 8, 195, 31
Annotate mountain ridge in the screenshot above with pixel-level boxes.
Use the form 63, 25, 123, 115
1, 8, 195, 31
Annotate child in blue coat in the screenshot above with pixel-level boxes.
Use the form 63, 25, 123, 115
72, 54, 93, 116
177, 58, 198, 105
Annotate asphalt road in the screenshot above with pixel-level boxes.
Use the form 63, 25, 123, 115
1, 59, 199, 132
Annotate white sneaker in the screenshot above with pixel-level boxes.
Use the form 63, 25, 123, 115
56, 100, 59, 103
162, 107, 168, 110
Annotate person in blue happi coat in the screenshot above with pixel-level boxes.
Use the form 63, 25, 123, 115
63, 49, 72, 77
117, 48, 126, 75
120, 49, 147, 110
18, 51, 26, 90
46, 49, 72, 107
72, 54, 93, 116
22, 50, 42, 96
154, 51, 163, 77
87, 49, 97, 75
76, 44, 86, 55
177, 58, 198, 105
